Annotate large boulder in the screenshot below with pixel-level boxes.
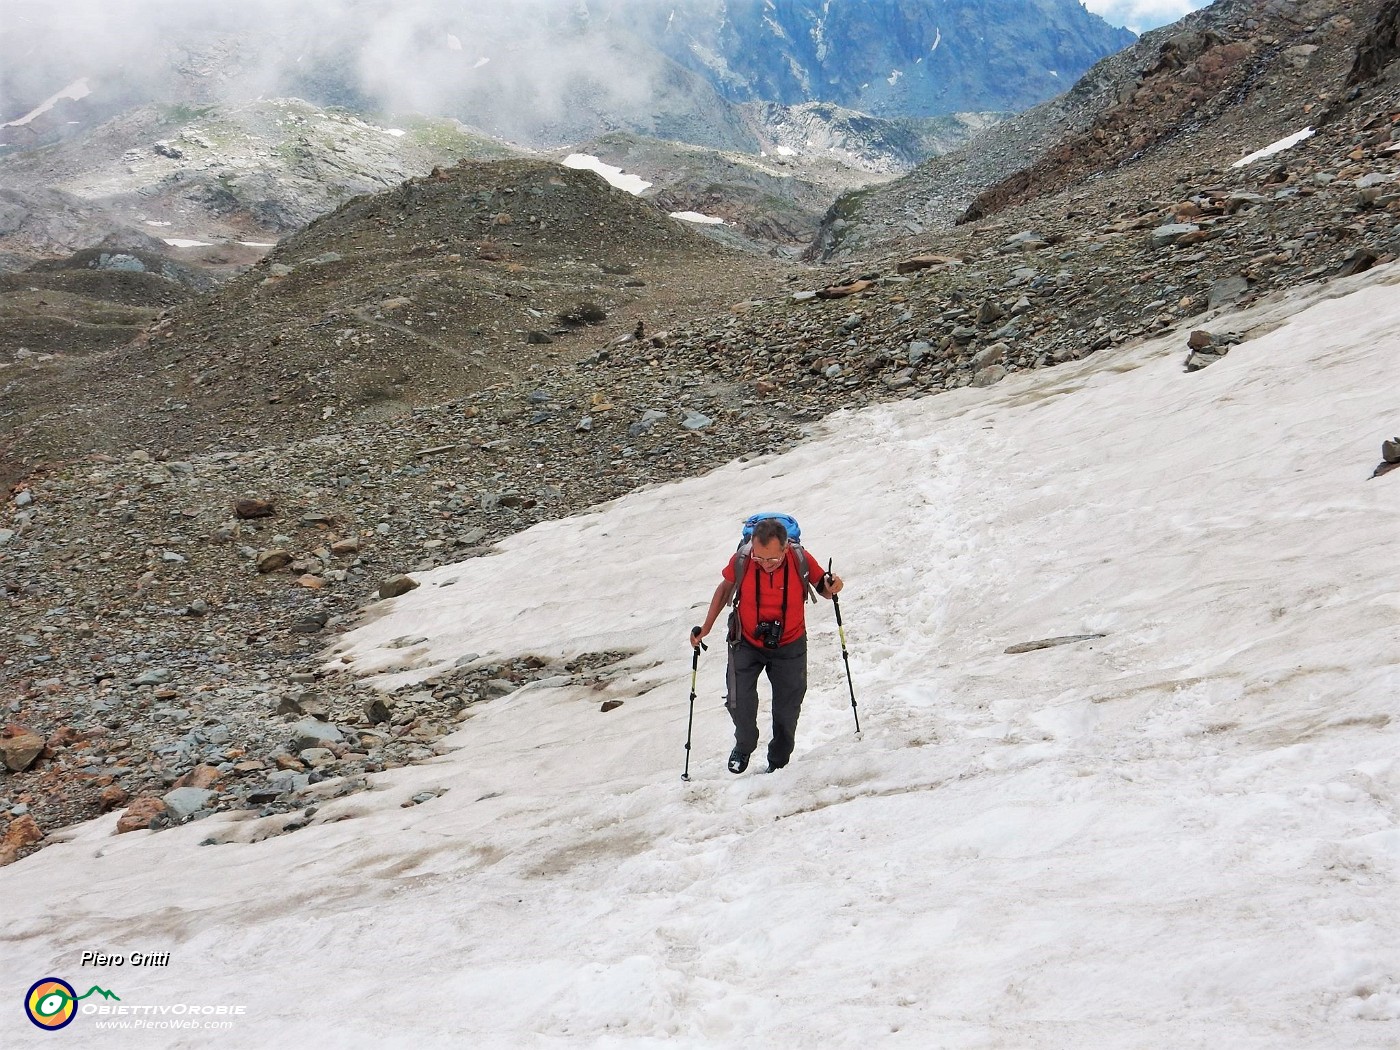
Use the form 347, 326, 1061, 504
0, 726, 45, 772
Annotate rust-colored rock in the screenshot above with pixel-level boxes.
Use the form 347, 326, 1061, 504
816, 279, 873, 299
115, 796, 167, 834
99, 785, 129, 812
173, 764, 222, 790
46, 726, 80, 750
234, 498, 276, 519
0, 814, 43, 865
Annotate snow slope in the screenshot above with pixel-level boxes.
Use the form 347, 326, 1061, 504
3, 268, 1398, 1048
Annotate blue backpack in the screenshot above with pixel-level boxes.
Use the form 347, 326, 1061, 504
732, 512, 816, 606
741, 511, 802, 544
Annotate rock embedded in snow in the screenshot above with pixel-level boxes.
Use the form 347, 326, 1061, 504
1208, 276, 1251, 310
115, 796, 167, 834
378, 574, 419, 599
161, 786, 217, 820
0, 814, 43, 865
972, 364, 1008, 387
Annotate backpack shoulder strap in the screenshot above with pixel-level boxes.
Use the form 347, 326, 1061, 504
790, 542, 817, 603
731, 542, 752, 607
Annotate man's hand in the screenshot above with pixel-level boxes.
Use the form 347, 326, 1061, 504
690, 625, 709, 650
821, 573, 844, 597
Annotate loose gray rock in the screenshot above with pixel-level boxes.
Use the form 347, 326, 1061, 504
162, 787, 216, 820
1150, 223, 1200, 249
291, 718, 342, 751
1208, 276, 1250, 310
972, 343, 1007, 369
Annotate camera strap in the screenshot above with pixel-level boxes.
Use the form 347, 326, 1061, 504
750, 550, 790, 636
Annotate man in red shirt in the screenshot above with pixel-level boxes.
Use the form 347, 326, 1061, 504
690, 518, 844, 774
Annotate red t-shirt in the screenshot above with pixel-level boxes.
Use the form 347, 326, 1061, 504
723, 546, 825, 647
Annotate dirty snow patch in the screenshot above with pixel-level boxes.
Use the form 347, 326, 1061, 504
2, 77, 90, 127
561, 154, 652, 194
669, 211, 725, 225
1233, 128, 1315, 168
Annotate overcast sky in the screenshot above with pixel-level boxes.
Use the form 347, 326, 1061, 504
1083, 0, 1214, 33
0, 0, 1222, 133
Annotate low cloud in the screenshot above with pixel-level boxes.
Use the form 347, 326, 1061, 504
1081, 0, 1212, 33
0, 0, 669, 141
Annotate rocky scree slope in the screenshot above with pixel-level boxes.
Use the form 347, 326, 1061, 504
739, 103, 1009, 176
812, 0, 1386, 259
583, 108, 1009, 251
0, 158, 788, 467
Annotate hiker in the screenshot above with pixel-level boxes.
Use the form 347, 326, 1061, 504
689, 517, 843, 774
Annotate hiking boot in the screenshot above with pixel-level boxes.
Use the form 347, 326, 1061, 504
727, 748, 749, 774
766, 762, 786, 774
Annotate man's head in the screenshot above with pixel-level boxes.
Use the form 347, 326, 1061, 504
751, 518, 788, 566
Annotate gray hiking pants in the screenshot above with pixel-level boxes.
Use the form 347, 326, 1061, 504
725, 635, 808, 769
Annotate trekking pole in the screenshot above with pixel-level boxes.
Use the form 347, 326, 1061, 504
828, 560, 860, 735
682, 630, 707, 781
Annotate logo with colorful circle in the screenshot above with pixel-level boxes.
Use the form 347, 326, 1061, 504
24, 978, 120, 1031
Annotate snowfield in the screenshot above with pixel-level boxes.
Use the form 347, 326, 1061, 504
560, 154, 653, 195
3, 267, 1398, 1048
